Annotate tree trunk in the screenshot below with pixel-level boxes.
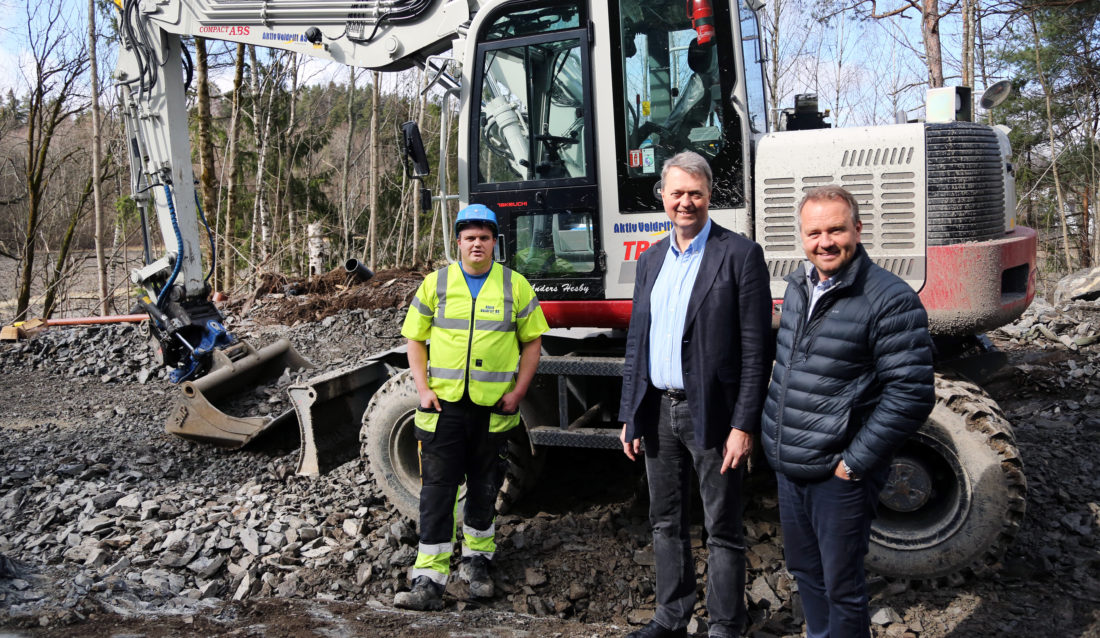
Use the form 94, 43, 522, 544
222, 43, 247, 291
976, 0, 993, 124
766, 0, 783, 127
366, 71, 380, 269
194, 37, 219, 290
307, 221, 325, 276
17, 82, 75, 320
1031, 15, 1072, 271
251, 51, 280, 266
43, 174, 93, 318
922, 0, 944, 88
341, 67, 357, 260
961, 0, 972, 88
412, 67, 429, 267
284, 53, 300, 273
1082, 188, 1091, 268
88, 0, 108, 315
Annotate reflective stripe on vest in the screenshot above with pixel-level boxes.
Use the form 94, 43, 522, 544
421, 263, 521, 408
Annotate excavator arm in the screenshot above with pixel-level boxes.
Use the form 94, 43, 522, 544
117, 0, 475, 379
116, 0, 476, 444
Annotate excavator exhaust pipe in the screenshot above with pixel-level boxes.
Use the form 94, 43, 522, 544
166, 339, 314, 448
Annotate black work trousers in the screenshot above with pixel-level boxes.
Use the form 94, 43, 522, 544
417, 397, 506, 549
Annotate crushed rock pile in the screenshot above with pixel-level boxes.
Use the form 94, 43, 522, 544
993, 296, 1100, 351
0, 291, 1098, 636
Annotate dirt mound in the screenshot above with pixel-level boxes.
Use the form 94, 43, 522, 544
232, 267, 426, 325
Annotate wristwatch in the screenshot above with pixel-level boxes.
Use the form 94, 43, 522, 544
842, 460, 861, 481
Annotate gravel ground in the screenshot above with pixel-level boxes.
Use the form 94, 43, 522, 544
0, 286, 1098, 637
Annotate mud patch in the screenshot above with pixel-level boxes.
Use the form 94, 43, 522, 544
232, 268, 425, 326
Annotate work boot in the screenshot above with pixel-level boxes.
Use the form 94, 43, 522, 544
459, 555, 494, 598
393, 576, 444, 611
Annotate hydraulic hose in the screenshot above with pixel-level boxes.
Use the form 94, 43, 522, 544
157, 182, 184, 308
194, 190, 216, 285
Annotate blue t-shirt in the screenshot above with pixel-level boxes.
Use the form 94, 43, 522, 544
462, 265, 491, 298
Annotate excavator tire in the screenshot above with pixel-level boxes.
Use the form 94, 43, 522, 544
362, 370, 423, 520
362, 369, 540, 521
866, 373, 1027, 583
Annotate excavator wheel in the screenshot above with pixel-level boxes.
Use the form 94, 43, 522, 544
362, 369, 540, 521
866, 373, 1027, 582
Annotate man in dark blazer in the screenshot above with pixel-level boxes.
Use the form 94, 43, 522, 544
619, 151, 772, 638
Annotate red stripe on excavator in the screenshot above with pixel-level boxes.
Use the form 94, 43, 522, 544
542, 300, 634, 329
920, 226, 1036, 310
542, 227, 1036, 333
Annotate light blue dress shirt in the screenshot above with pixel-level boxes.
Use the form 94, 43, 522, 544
648, 219, 712, 391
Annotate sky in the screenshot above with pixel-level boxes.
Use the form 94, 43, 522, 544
0, 0, 90, 97
0, 0, 991, 129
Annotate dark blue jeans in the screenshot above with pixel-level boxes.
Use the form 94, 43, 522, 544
644, 394, 747, 638
776, 469, 887, 638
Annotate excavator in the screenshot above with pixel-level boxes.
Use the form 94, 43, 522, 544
117, 0, 1034, 582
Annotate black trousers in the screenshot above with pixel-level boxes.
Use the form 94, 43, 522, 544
417, 397, 506, 548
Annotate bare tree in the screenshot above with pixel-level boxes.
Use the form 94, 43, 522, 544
88, 0, 108, 315
13, 0, 89, 321
194, 37, 220, 289
340, 66, 359, 260
1028, 12, 1071, 271
222, 44, 247, 291
366, 71, 380, 270
247, 46, 282, 266
825, 0, 951, 88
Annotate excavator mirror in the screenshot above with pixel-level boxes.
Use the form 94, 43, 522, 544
400, 121, 431, 178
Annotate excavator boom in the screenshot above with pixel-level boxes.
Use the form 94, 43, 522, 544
116, 0, 469, 447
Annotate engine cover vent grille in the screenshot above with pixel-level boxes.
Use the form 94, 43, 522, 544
754, 125, 928, 296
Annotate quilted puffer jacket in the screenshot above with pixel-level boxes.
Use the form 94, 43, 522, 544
761, 245, 935, 480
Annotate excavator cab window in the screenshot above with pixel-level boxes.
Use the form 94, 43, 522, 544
474, 3, 592, 187
514, 211, 595, 276
739, 1, 768, 134
611, 0, 744, 211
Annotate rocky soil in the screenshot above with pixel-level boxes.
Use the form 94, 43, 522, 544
0, 273, 1098, 637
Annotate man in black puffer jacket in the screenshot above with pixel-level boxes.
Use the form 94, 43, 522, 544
761, 185, 934, 638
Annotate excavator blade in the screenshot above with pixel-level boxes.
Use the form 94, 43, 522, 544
290, 361, 395, 476
165, 339, 314, 448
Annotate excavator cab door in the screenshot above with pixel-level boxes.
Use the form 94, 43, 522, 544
469, 1, 603, 300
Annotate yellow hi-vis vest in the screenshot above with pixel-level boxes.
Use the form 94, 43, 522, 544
401, 263, 548, 430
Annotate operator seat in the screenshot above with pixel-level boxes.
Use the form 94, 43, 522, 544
662, 37, 719, 142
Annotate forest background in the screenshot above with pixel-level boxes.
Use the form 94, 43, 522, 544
0, 0, 1096, 321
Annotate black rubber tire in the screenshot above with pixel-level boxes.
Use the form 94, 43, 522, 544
362, 369, 423, 520
866, 374, 1027, 583
361, 369, 543, 521
496, 432, 545, 513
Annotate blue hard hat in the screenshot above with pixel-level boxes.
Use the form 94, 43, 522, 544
455, 204, 498, 235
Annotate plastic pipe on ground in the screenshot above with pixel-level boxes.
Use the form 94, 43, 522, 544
43, 314, 149, 326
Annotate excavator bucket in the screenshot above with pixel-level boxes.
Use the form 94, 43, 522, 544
165, 339, 314, 448
290, 360, 396, 476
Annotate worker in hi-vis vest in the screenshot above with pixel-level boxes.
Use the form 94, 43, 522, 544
394, 204, 549, 611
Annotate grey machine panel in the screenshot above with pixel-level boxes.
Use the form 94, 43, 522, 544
753, 124, 927, 298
